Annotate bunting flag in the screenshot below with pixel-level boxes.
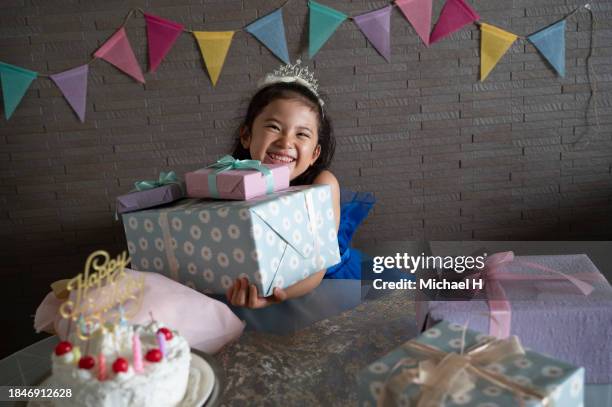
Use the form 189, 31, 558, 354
480, 23, 517, 81
528, 20, 566, 77
144, 13, 185, 73
0, 61, 37, 120
193, 31, 235, 86
308, 0, 348, 58
245, 8, 290, 64
395, 0, 433, 47
429, 0, 480, 45
94, 27, 145, 83
354, 6, 392, 62
50, 64, 89, 122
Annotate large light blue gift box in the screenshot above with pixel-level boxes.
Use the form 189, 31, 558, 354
122, 185, 341, 296
358, 320, 584, 407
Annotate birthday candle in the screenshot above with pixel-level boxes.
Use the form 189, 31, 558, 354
157, 332, 166, 358
97, 353, 107, 381
132, 333, 144, 373
119, 305, 127, 326
78, 315, 86, 334
72, 346, 81, 366
66, 316, 73, 341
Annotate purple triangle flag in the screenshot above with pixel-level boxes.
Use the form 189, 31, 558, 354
354, 5, 392, 62
50, 64, 88, 122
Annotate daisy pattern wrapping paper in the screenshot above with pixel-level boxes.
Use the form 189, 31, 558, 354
357, 320, 584, 407
121, 185, 340, 297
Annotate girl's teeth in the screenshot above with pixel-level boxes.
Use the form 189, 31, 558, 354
268, 153, 294, 163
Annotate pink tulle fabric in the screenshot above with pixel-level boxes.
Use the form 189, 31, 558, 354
34, 268, 244, 354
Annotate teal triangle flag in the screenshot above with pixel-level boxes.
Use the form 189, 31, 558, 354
309, 0, 347, 58
528, 20, 566, 77
0, 61, 37, 119
246, 8, 290, 64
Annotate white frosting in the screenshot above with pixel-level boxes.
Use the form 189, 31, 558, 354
52, 351, 75, 365
50, 322, 190, 407
115, 367, 134, 382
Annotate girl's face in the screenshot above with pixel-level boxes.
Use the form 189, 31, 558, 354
241, 98, 321, 180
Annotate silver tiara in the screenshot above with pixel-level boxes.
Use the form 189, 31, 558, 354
258, 59, 325, 108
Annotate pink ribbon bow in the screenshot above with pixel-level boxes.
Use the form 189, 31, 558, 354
479, 251, 602, 338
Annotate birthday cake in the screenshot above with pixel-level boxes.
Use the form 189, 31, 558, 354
49, 320, 191, 407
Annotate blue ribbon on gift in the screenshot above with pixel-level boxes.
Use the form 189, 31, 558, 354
134, 171, 179, 191
206, 155, 274, 198
114, 171, 181, 221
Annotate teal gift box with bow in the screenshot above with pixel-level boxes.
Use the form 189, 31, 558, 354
122, 185, 341, 296
357, 320, 584, 407
116, 171, 184, 214
186, 155, 290, 200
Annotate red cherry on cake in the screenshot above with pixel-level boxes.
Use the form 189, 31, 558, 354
157, 327, 173, 341
78, 356, 96, 370
112, 357, 129, 373
145, 349, 162, 363
54, 341, 73, 356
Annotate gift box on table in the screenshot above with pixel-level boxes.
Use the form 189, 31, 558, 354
116, 171, 184, 214
122, 184, 340, 296
416, 252, 612, 383
186, 155, 290, 200
358, 320, 585, 407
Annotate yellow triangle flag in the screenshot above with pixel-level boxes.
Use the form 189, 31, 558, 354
193, 31, 235, 86
480, 23, 518, 81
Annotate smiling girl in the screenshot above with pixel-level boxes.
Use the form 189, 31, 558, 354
226, 62, 373, 309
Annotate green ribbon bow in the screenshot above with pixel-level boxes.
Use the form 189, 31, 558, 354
206, 155, 274, 198
134, 171, 179, 191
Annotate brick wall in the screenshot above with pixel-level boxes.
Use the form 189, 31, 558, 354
1, 0, 611, 356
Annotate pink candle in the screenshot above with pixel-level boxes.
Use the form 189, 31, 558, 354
97, 353, 106, 381
132, 333, 144, 373
157, 332, 166, 358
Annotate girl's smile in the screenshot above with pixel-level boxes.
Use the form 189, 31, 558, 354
241, 98, 321, 180
264, 150, 297, 164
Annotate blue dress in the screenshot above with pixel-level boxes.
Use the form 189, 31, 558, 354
324, 190, 375, 280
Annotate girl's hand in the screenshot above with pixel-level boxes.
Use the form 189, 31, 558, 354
226, 277, 287, 308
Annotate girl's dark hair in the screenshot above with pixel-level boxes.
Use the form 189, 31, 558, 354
231, 82, 335, 186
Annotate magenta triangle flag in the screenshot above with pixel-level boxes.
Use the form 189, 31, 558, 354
395, 0, 433, 46
354, 6, 392, 62
94, 27, 145, 83
50, 64, 88, 122
144, 13, 184, 72
429, 0, 479, 45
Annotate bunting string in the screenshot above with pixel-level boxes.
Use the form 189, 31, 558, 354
571, 4, 601, 149
36, 57, 96, 79
0, 0, 599, 130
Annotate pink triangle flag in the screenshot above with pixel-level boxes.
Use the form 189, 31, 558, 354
395, 0, 433, 47
429, 0, 479, 45
50, 64, 89, 122
354, 6, 392, 62
144, 13, 184, 72
94, 27, 145, 83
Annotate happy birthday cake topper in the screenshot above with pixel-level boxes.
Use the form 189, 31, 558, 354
58, 250, 145, 340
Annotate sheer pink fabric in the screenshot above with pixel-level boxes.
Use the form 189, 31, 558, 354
34, 268, 244, 354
